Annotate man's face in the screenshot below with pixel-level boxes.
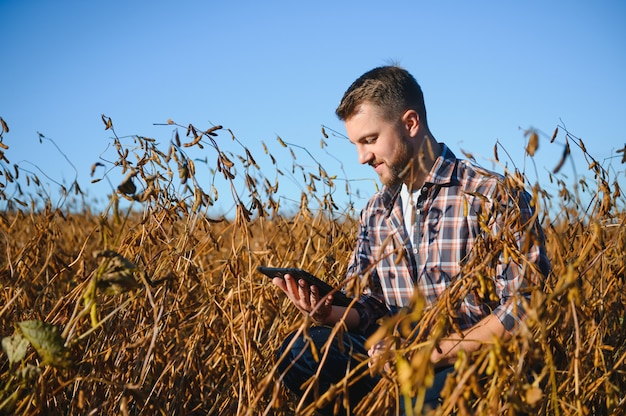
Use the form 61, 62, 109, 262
345, 102, 414, 187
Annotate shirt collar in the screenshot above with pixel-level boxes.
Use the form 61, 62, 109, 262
380, 143, 457, 211
426, 143, 457, 186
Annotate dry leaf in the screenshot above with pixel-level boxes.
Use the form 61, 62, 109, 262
526, 131, 539, 156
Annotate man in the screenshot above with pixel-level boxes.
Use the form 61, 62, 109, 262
272, 66, 550, 414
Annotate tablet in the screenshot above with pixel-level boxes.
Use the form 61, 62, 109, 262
258, 266, 353, 307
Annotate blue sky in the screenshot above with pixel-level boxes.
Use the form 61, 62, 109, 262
1, 1, 625, 214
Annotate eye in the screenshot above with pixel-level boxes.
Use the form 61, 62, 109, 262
364, 136, 377, 145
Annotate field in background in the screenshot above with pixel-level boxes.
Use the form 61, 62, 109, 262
1, 116, 625, 415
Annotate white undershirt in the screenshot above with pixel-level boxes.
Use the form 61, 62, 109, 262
400, 183, 421, 251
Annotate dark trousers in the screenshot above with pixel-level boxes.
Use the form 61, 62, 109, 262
277, 326, 452, 415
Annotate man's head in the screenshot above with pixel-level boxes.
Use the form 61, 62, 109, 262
337, 66, 439, 189
335, 65, 428, 126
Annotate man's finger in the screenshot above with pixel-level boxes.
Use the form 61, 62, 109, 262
283, 274, 299, 293
297, 279, 311, 300
272, 277, 286, 291
309, 285, 319, 302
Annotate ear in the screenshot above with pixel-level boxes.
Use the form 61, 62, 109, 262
401, 110, 420, 137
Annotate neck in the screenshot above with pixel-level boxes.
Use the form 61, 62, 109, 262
406, 132, 441, 190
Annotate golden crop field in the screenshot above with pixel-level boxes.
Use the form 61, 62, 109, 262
1, 116, 625, 415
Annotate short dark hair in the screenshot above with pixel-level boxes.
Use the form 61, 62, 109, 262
335, 66, 428, 126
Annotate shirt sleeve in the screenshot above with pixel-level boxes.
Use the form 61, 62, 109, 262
346, 207, 391, 334
353, 294, 390, 334
490, 187, 551, 332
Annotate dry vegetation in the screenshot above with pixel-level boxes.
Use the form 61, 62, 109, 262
0, 115, 625, 415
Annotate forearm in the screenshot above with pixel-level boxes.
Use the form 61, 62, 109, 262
430, 314, 509, 367
318, 305, 361, 330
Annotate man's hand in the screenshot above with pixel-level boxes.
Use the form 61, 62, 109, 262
367, 338, 395, 375
429, 314, 510, 367
272, 273, 333, 324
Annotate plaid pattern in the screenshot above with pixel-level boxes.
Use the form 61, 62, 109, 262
349, 145, 550, 333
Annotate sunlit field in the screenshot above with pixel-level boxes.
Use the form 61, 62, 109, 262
1, 116, 625, 415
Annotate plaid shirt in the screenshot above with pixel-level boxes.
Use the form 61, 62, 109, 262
348, 144, 550, 333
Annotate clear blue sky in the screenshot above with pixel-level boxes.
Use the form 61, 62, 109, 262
1, 0, 625, 214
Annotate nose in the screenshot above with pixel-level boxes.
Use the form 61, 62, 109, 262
357, 145, 374, 165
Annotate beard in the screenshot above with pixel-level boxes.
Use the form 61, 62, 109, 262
380, 135, 415, 187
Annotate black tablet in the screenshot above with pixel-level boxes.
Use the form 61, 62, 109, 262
258, 266, 353, 307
